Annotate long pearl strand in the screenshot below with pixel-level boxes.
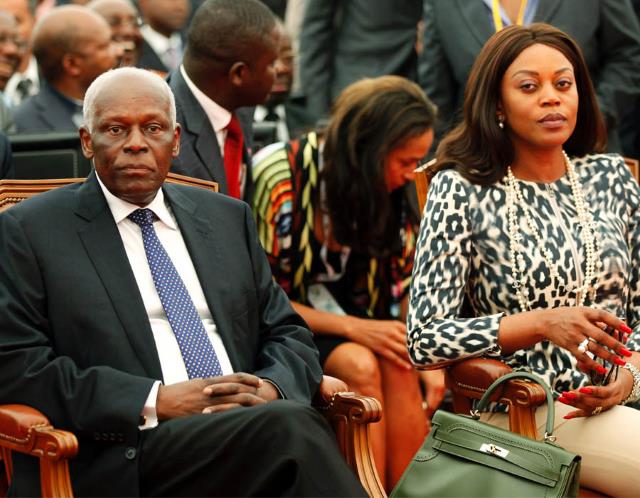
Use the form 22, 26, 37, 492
505, 151, 602, 311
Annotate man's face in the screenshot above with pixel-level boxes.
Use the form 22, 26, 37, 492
269, 30, 293, 101
91, 1, 143, 67
0, 14, 20, 89
80, 79, 181, 206
240, 28, 279, 107
0, 0, 33, 51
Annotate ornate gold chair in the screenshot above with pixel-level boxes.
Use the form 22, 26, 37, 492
0, 174, 385, 498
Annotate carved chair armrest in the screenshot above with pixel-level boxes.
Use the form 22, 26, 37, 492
0, 404, 78, 498
314, 375, 386, 498
447, 359, 547, 439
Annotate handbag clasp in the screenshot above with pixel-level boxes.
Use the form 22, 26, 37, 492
480, 443, 510, 458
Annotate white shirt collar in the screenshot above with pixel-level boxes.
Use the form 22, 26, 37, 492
141, 24, 182, 54
96, 172, 177, 230
180, 64, 231, 133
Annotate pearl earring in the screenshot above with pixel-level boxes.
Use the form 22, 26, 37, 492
497, 116, 505, 129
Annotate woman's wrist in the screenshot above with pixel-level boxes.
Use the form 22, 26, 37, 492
620, 362, 640, 405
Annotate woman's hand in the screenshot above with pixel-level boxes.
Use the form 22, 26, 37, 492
344, 316, 412, 369
558, 367, 635, 419
536, 307, 632, 375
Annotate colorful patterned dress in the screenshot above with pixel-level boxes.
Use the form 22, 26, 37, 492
252, 132, 418, 362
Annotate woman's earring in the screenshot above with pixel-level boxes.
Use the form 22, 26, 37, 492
497, 115, 505, 129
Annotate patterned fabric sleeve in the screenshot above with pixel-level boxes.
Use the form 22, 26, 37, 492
407, 169, 503, 367
617, 156, 640, 353
251, 142, 295, 291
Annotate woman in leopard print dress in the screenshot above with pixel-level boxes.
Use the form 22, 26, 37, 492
407, 23, 640, 495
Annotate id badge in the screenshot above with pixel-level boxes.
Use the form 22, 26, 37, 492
307, 283, 347, 316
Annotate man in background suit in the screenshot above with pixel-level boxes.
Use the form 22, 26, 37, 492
169, 0, 278, 200
419, 0, 640, 151
138, 0, 190, 73
12, 5, 121, 132
0, 66, 366, 497
299, 0, 423, 124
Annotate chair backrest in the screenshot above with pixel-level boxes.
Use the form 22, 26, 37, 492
9, 132, 92, 180
0, 172, 218, 212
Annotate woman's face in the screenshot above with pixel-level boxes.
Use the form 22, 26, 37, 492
384, 128, 434, 192
499, 43, 578, 152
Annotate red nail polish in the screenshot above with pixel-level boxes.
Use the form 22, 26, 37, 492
620, 324, 633, 334
562, 392, 577, 400
557, 397, 571, 405
619, 347, 632, 357
563, 414, 574, 420
614, 357, 627, 366
596, 365, 608, 374
579, 387, 594, 395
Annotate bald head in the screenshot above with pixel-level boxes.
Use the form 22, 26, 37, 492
83, 67, 176, 132
87, 0, 137, 17
32, 5, 116, 86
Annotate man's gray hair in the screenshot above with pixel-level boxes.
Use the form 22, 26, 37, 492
83, 67, 177, 132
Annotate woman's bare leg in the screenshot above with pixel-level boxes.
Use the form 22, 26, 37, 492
324, 342, 387, 489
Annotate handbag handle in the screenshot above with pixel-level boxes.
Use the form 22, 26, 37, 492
474, 371, 556, 439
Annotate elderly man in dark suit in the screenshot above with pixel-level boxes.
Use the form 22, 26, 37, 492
419, 0, 640, 151
12, 5, 120, 132
168, 0, 278, 201
0, 66, 366, 497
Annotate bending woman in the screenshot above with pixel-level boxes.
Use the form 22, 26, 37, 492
252, 75, 438, 490
407, 23, 640, 496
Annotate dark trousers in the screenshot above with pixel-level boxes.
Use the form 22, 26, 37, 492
139, 400, 367, 497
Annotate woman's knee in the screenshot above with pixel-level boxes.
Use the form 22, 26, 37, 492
324, 343, 382, 395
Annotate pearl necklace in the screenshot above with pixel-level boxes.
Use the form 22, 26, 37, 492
505, 151, 602, 311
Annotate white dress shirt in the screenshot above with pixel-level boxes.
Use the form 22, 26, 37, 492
254, 104, 290, 143
97, 174, 233, 428
4, 56, 40, 108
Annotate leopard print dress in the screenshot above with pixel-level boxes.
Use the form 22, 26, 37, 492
407, 153, 640, 395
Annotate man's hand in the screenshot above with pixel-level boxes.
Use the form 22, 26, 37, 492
156, 373, 280, 420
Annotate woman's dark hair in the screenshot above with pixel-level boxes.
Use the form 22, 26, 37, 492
435, 23, 606, 186
323, 75, 436, 256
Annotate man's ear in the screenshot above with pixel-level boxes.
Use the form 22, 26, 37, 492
228, 61, 248, 87
172, 123, 181, 157
79, 126, 94, 159
62, 53, 82, 77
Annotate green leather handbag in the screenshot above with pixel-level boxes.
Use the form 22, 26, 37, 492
391, 371, 581, 497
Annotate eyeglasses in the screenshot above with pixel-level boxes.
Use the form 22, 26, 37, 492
0, 33, 25, 49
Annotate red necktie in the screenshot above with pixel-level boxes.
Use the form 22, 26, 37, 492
224, 114, 244, 199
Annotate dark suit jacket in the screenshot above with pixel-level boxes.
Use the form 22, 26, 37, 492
0, 132, 13, 179
0, 173, 321, 496
138, 38, 169, 73
299, 0, 423, 119
12, 82, 79, 133
168, 69, 255, 200
419, 0, 640, 149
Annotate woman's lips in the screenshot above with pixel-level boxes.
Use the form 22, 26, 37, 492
538, 113, 567, 129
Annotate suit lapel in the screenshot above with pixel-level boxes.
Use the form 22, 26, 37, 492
164, 185, 243, 370
534, 0, 562, 23
75, 175, 164, 379
457, 0, 495, 48
170, 71, 229, 192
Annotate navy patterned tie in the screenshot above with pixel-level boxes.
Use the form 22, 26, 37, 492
128, 208, 223, 378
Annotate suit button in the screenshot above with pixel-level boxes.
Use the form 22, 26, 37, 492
125, 447, 137, 460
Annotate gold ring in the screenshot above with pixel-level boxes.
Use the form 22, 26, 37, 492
592, 406, 603, 415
